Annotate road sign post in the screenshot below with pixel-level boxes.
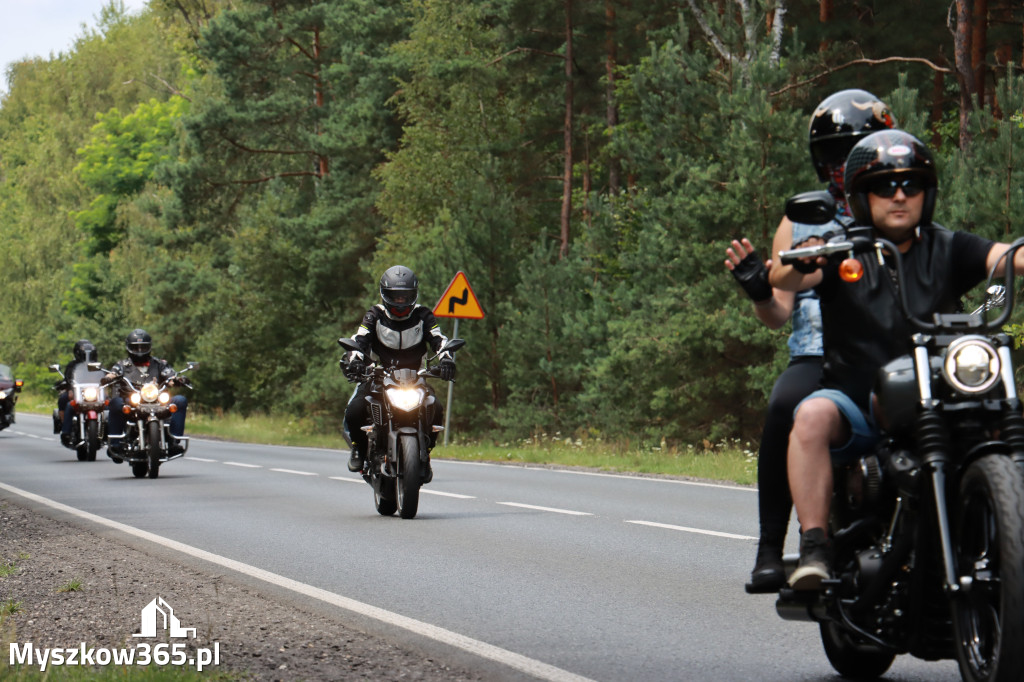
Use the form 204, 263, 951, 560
432, 272, 484, 447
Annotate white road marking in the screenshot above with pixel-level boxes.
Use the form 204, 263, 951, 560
328, 476, 363, 483
0, 482, 596, 682
499, 502, 593, 516
189, 457, 218, 463
625, 519, 757, 541
223, 462, 262, 469
421, 490, 475, 499
270, 468, 318, 476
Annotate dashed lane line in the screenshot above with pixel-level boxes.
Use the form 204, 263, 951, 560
625, 519, 757, 541
498, 502, 593, 516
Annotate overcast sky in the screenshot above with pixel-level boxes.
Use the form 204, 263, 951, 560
0, 0, 148, 95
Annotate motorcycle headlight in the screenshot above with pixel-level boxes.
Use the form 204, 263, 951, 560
82, 386, 99, 402
0, 390, 7, 400
158, 392, 171, 405
386, 387, 425, 412
943, 336, 1000, 394
141, 383, 161, 403
129, 392, 142, 406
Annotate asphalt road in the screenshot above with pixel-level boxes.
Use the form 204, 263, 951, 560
1, 413, 963, 681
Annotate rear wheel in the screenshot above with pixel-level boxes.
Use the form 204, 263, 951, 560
396, 434, 421, 519
819, 621, 895, 679
374, 476, 397, 516
952, 455, 1024, 682
146, 421, 161, 479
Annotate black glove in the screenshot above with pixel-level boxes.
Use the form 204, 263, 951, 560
439, 360, 456, 382
345, 358, 366, 381
729, 252, 772, 303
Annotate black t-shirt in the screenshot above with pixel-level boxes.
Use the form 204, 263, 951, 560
815, 225, 994, 407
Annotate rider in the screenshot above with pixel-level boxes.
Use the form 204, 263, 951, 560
340, 265, 456, 475
724, 89, 895, 593
56, 339, 99, 446
770, 129, 1024, 590
105, 329, 188, 457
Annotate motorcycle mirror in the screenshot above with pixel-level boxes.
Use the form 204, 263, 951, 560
338, 338, 361, 354
442, 339, 466, 354
49, 363, 61, 373
186, 361, 200, 370
785, 190, 835, 226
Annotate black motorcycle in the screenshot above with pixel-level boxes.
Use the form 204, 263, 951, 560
0, 363, 22, 431
774, 191, 1024, 682
338, 338, 465, 519
49, 363, 109, 461
98, 361, 197, 479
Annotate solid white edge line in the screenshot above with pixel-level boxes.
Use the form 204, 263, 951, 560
499, 502, 593, 516
269, 468, 318, 476
625, 519, 757, 541
0, 481, 596, 682
223, 462, 262, 469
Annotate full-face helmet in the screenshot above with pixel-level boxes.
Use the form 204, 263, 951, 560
809, 89, 896, 183
843, 129, 938, 227
72, 339, 97, 364
125, 329, 153, 363
379, 266, 418, 319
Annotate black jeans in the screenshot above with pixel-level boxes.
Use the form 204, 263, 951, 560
756, 356, 823, 548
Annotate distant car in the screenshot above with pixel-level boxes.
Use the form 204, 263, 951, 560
0, 363, 24, 430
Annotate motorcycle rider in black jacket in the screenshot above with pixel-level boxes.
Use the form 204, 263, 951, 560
104, 329, 188, 457
56, 339, 98, 446
340, 265, 456, 473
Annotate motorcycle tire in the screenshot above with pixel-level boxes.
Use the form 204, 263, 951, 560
131, 463, 148, 478
952, 454, 1024, 682
76, 444, 88, 462
85, 420, 99, 462
146, 421, 161, 479
819, 621, 894, 679
374, 476, 397, 516
396, 434, 421, 520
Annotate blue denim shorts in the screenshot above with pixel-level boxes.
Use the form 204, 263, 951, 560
796, 388, 880, 464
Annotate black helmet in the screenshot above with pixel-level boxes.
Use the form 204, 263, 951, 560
809, 89, 896, 182
125, 328, 153, 363
843, 129, 938, 227
72, 339, 97, 364
379, 265, 418, 319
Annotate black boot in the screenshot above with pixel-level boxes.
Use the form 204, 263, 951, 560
347, 445, 364, 473
745, 542, 785, 594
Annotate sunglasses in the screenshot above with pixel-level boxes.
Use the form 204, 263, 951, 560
867, 177, 926, 198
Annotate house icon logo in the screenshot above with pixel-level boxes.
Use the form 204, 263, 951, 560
133, 597, 197, 638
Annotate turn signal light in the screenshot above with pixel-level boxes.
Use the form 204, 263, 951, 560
168, 404, 177, 413
840, 258, 864, 282
122, 406, 132, 414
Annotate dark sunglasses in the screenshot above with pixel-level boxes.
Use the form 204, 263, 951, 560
867, 177, 926, 198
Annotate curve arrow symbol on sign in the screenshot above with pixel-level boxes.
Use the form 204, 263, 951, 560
448, 288, 469, 314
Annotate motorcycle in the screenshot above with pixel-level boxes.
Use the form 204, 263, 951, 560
96, 360, 197, 479
774, 190, 1024, 682
49, 363, 109, 461
338, 338, 465, 519
0, 363, 23, 431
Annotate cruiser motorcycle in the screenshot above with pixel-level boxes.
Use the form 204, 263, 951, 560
0, 364, 22, 431
774, 190, 1024, 682
50, 363, 109, 461
338, 338, 465, 519
97, 361, 197, 479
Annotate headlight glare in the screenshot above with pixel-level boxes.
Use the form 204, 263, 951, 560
158, 392, 171, 405
386, 387, 424, 412
129, 393, 142, 406
82, 387, 99, 402
141, 383, 161, 403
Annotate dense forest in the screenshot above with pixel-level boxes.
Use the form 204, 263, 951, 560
3, 0, 1024, 446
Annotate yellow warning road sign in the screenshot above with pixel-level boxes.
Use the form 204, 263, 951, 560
433, 271, 484, 319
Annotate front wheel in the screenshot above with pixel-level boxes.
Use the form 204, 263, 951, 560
819, 621, 895, 679
952, 455, 1024, 682
145, 421, 162, 479
85, 419, 99, 462
396, 434, 421, 519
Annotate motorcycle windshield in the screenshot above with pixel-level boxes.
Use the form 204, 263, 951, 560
0, 364, 12, 382
69, 365, 106, 385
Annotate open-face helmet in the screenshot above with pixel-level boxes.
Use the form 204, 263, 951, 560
809, 89, 896, 183
843, 129, 938, 227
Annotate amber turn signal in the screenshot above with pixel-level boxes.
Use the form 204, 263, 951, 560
840, 258, 864, 282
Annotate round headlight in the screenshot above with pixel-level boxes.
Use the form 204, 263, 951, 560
82, 387, 99, 402
129, 393, 142, 406
943, 337, 1000, 394
0, 390, 7, 400
158, 392, 171, 405
141, 383, 161, 403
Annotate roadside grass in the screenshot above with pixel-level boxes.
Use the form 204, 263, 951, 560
56, 578, 83, 593
18, 391, 758, 486
0, 666, 237, 681
0, 560, 18, 578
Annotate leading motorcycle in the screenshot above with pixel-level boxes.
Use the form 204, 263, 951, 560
96, 361, 197, 479
49, 362, 109, 461
338, 338, 465, 519
773, 191, 1024, 682
0, 363, 22, 431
